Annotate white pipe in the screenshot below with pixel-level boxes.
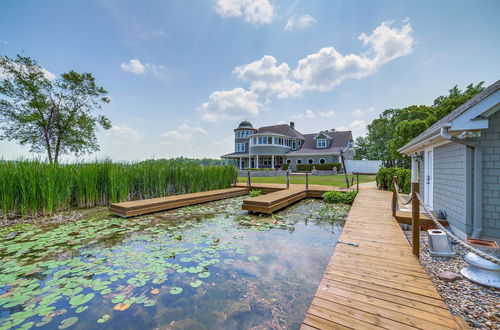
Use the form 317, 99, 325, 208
440, 127, 482, 238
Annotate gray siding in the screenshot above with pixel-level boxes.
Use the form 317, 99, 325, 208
249, 145, 290, 155
284, 155, 339, 171
433, 143, 470, 235
471, 109, 500, 238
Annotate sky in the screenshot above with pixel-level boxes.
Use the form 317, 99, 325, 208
0, 0, 499, 161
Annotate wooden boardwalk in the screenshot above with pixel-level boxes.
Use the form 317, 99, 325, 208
109, 187, 248, 217
302, 185, 465, 329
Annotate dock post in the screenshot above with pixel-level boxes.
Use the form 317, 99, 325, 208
392, 176, 398, 217
247, 170, 251, 188
356, 172, 359, 191
286, 170, 290, 189
411, 181, 420, 259
305, 172, 309, 192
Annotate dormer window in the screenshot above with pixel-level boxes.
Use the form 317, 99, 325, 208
317, 139, 327, 148
348, 140, 353, 149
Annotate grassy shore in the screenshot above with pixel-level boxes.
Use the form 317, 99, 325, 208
237, 174, 375, 187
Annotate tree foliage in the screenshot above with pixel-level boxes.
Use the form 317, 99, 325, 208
354, 82, 485, 167
0, 55, 111, 163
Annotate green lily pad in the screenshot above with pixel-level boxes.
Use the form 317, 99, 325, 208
111, 294, 126, 304
169, 287, 183, 295
247, 256, 260, 262
198, 271, 210, 278
58, 317, 78, 329
97, 314, 110, 324
69, 293, 94, 307
189, 280, 203, 288
17, 322, 34, 330
75, 306, 88, 313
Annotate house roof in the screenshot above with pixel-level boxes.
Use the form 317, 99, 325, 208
398, 80, 500, 153
220, 152, 248, 158
286, 131, 352, 155
236, 120, 255, 129
257, 124, 305, 139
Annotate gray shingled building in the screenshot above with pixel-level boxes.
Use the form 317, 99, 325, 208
399, 80, 500, 241
221, 121, 354, 171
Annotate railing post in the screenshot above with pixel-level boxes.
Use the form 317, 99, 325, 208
233, 170, 237, 186
392, 176, 398, 217
286, 170, 290, 189
411, 182, 420, 259
247, 170, 251, 188
356, 172, 359, 191
305, 172, 309, 192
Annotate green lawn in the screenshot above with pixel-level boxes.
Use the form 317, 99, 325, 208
237, 174, 375, 187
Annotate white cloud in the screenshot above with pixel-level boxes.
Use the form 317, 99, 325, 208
200, 87, 262, 122
351, 107, 374, 118
293, 20, 414, 91
233, 55, 302, 98
214, 0, 275, 25
285, 14, 316, 31
337, 119, 367, 137
120, 58, 145, 74
179, 123, 207, 134
290, 109, 335, 120
120, 58, 168, 80
106, 125, 143, 142
318, 110, 336, 117
160, 130, 193, 140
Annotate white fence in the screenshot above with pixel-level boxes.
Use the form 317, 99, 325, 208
345, 160, 382, 174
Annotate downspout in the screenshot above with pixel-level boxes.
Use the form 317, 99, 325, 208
440, 126, 482, 238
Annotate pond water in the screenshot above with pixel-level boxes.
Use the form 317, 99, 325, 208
0, 197, 348, 330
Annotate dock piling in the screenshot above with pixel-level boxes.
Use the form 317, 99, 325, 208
411, 181, 420, 259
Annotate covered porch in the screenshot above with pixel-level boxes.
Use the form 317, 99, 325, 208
221, 154, 285, 170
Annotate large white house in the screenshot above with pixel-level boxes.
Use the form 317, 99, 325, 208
221, 121, 354, 171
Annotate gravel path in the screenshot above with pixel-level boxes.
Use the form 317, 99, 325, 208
404, 231, 500, 329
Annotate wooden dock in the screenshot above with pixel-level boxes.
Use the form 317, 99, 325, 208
302, 185, 465, 329
109, 187, 248, 217
237, 183, 351, 213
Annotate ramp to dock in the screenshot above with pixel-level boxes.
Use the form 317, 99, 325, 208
302, 185, 465, 329
109, 187, 248, 217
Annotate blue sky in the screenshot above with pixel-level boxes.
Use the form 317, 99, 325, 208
1, 0, 499, 161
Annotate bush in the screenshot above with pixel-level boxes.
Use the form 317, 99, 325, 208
296, 163, 341, 172
248, 190, 262, 197
244, 168, 274, 171
281, 164, 289, 170
375, 167, 411, 194
322, 190, 358, 205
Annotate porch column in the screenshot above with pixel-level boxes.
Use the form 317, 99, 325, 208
271, 155, 275, 169
256, 155, 259, 169
239, 157, 242, 170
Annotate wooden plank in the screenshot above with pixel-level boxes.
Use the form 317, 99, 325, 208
308, 304, 384, 330
302, 314, 350, 330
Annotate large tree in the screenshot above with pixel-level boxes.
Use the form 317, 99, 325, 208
0, 55, 111, 163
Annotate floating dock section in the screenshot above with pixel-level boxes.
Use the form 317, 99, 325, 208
109, 187, 248, 217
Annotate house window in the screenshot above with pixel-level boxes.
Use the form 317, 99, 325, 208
296, 159, 302, 165
286, 159, 291, 164
273, 137, 278, 144
308, 158, 314, 165
252, 137, 257, 145
317, 139, 327, 148
268, 137, 272, 144
292, 140, 296, 149
319, 158, 326, 164
235, 143, 245, 152
348, 140, 353, 149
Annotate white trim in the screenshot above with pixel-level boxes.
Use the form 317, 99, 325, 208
286, 159, 292, 165
286, 152, 341, 156
423, 147, 434, 209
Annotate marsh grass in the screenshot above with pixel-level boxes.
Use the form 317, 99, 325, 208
0, 160, 235, 217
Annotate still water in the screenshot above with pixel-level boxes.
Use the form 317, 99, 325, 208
0, 197, 348, 329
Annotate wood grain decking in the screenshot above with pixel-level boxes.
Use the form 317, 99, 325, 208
109, 187, 248, 217
302, 185, 465, 329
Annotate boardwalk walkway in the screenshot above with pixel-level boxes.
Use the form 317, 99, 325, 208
302, 185, 465, 329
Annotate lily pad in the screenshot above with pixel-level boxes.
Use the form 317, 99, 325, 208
97, 315, 110, 324
169, 287, 183, 295
75, 306, 88, 313
111, 294, 126, 304
247, 256, 260, 262
189, 280, 203, 288
69, 293, 94, 307
58, 317, 78, 329
198, 271, 210, 278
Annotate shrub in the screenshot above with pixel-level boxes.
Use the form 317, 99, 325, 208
322, 190, 358, 205
244, 168, 274, 171
296, 163, 341, 172
281, 164, 289, 170
375, 167, 411, 194
248, 190, 262, 198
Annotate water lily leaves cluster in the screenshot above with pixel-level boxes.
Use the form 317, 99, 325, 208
0, 196, 345, 329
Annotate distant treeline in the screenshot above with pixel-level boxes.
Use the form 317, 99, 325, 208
0, 160, 235, 217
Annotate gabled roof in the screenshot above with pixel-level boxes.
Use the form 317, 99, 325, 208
257, 124, 304, 139
286, 131, 352, 155
399, 80, 500, 153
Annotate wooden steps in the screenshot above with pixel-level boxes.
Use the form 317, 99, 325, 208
108, 187, 248, 217
302, 185, 465, 330
242, 188, 306, 213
